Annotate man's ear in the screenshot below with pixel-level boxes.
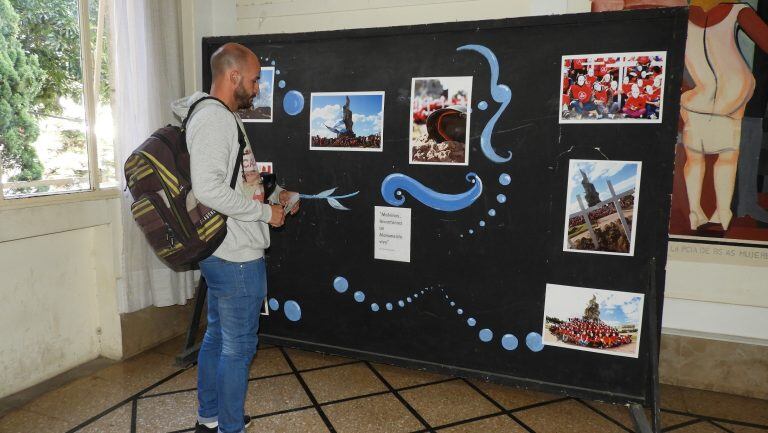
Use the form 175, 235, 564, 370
230, 70, 241, 86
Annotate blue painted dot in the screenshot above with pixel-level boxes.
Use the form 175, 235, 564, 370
414, 294, 419, 298
467, 318, 476, 326
478, 101, 488, 110
496, 194, 507, 204
421, 290, 425, 294
284, 300, 301, 322
398, 300, 405, 307
499, 173, 511, 186
479, 329, 493, 342
457, 309, 464, 315
283, 90, 304, 116
386, 303, 393, 311
479, 221, 485, 227
354, 291, 365, 302
269, 298, 280, 311
468, 229, 474, 234
276, 69, 280, 75
502, 334, 519, 351
333, 276, 348, 293
407, 297, 412, 303
278, 80, 286, 88
270, 60, 275, 65
371, 303, 380, 312
488, 209, 496, 217
526, 332, 544, 352
445, 295, 449, 299
450, 301, 456, 307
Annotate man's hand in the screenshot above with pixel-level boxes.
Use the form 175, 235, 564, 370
268, 204, 285, 227
279, 191, 301, 215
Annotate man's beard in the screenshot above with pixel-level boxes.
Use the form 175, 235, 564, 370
235, 82, 253, 110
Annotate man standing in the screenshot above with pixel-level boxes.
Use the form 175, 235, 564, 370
171, 42, 299, 433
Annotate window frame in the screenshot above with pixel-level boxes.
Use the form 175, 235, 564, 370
0, 0, 118, 208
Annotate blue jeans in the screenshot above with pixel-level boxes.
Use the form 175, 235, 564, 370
197, 256, 267, 433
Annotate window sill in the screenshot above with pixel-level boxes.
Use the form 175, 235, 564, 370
0, 188, 121, 211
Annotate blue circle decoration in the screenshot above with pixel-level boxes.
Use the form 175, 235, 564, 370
398, 300, 405, 307
479, 328, 493, 342
457, 309, 463, 315
407, 297, 412, 303
450, 301, 456, 307
468, 229, 474, 234
283, 90, 304, 116
496, 194, 507, 204
278, 80, 286, 88
333, 276, 349, 293
467, 318, 477, 327
479, 221, 486, 227
526, 332, 544, 352
276, 69, 281, 75
268, 298, 280, 311
371, 303, 380, 312
284, 300, 301, 322
478, 101, 488, 110
386, 303, 393, 311
354, 291, 365, 302
414, 293, 419, 298
270, 60, 275, 65
488, 209, 496, 217
501, 334, 519, 351
499, 173, 511, 186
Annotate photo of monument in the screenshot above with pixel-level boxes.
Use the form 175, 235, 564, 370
563, 159, 642, 256
309, 91, 384, 151
542, 283, 644, 358
237, 66, 275, 122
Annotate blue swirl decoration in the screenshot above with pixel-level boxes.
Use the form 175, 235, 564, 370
456, 44, 512, 164
381, 173, 482, 212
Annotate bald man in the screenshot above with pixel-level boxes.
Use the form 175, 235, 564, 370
172, 43, 299, 433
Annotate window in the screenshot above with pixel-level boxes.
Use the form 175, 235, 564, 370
0, 0, 116, 201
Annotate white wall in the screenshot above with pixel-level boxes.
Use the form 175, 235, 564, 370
0, 197, 122, 397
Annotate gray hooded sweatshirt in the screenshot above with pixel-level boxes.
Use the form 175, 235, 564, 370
171, 91, 282, 263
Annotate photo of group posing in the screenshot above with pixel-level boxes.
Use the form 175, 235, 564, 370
560, 51, 666, 123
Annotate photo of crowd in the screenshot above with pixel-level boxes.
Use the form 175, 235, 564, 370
563, 160, 641, 256
559, 52, 666, 123
543, 284, 644, 358
237, 67, 274, 122
409, 77, 472, 165
309, 92, 384, 151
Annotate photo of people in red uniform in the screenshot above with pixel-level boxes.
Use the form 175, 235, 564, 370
543, 284, 644, 358
560, 52, 666, 123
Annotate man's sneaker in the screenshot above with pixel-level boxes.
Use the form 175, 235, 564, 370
195, 416, 252, 432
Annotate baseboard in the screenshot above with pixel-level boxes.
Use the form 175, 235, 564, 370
659, 333, 768, 400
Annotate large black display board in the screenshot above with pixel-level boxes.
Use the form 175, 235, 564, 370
202, 8, 687, 405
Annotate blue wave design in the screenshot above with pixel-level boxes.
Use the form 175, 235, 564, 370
381, 173, 482, 211
456, 44, 512, 163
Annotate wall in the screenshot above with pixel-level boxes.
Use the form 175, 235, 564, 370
0, 196, 123, 398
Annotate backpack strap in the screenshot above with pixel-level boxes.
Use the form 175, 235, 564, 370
182, 95, 245, 190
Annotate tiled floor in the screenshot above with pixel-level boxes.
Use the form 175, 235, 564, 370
1, 337, 767, 433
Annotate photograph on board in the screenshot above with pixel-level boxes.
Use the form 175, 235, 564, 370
309, 91, 384, 151
560, 52, 665, 123
542, 283, 644, 358
563, 159, 641, 256
409, 76, 472, 165
237, 66, 275, 122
